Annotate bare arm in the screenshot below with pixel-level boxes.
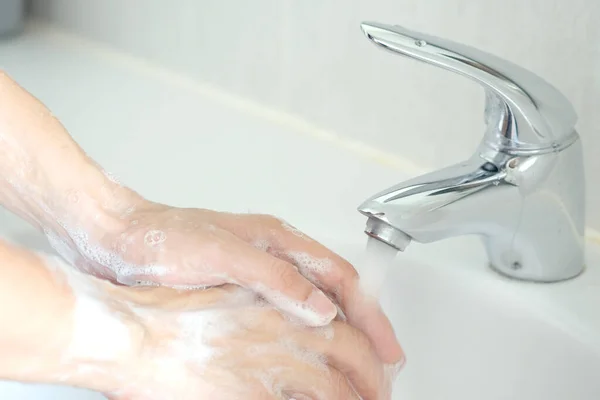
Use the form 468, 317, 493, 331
0, 71, 138, 239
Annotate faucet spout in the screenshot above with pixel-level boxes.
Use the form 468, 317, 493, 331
358, 157, 506, 236
359, 142, 585, 282
359, 155, 507, 245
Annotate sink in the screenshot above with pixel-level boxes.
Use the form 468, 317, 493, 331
334, 236, 600, 400
1, 23, 600, 400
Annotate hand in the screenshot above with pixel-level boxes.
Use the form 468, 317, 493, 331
104, 283, 399, 400
0, 70, 403, 365
57, 198, 403, 365
0, 240, 398, 399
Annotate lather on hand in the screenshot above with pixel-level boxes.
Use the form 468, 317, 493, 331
0, 71, 403, 365
0, 239, 399, 400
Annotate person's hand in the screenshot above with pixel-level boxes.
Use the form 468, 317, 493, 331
0, 239, 399, 399
57, 198, 403, 365
103, 283, 399, 400
0, 70, 403, 366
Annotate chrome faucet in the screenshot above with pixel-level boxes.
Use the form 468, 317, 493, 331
357, 22, 585, 282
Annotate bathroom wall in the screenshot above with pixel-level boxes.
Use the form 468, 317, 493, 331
29, 0, 600, 230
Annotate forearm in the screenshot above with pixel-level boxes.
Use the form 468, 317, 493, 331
0, 238, 139, 393
0, 72, 140, 237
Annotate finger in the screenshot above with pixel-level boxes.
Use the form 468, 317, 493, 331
281, 364, 361, 400
215, 231, 338, 327
119, 284, 247, 310
292, 320, 387, 400
256, 216, 403, 365
209, 213, 403, 363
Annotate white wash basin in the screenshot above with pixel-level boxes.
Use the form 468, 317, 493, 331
338, 237, 600, 400
1, 23, 600, 400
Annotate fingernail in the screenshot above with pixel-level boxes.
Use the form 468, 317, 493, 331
385, 357, 407, 382
306, 289, 337, 323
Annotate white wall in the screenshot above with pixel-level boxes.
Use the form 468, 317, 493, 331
30, 0, 600, 229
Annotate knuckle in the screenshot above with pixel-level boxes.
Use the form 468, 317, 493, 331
333, 320, 371, 353
273, 262, 302, 293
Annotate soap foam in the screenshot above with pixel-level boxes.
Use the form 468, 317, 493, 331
48, 224, 168, 284
279, 337, 328, 371
280, 220, 312, 242
252, 238, 270, 252
42, 254, 133, 364
285, 251, 333, 283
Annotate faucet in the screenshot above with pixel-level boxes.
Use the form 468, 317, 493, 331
357, 22, 585, 282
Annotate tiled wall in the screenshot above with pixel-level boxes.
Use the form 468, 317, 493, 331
30, 0, 600, 229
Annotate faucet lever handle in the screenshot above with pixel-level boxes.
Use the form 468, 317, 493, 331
360, 22, 578, 154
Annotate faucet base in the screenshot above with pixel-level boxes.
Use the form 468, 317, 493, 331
483, 232, 585, 282
487, 262, 585, 283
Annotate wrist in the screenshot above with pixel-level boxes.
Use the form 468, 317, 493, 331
34, 162, 146, 265
30, 255, 145, 394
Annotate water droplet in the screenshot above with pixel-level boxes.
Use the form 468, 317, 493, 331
415, 39, 427, 47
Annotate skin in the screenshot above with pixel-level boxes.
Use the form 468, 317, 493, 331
0, 69, 404, 395
0, 70, 402, 362
0, 238, 395, 399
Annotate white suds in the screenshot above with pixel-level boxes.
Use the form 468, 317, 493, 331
279, 338, 328, 371
43, 227, 79, 266
313, 325, 335, 341
133, 280, 161, 287
252, 238, 270, 252
280, 220, 312, 242
118, 265, 169, 278
49, 224, 168, 283
102, 170, 121, 185
42, 255, 132, 362
285, 251, 333, 282
68, 294, 132, 361
256, 367, 287, 398
168, 284, 209, 291
167, 308, 241, 367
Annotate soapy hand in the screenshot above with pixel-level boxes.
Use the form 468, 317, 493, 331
57, 201, 403, 365
36, 250, 397, 400
0, 70, 403, 366
103, 283, 399, 400
1, 238, 402, 400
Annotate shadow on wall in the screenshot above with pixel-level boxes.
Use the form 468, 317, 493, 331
0, 0, 24, 37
